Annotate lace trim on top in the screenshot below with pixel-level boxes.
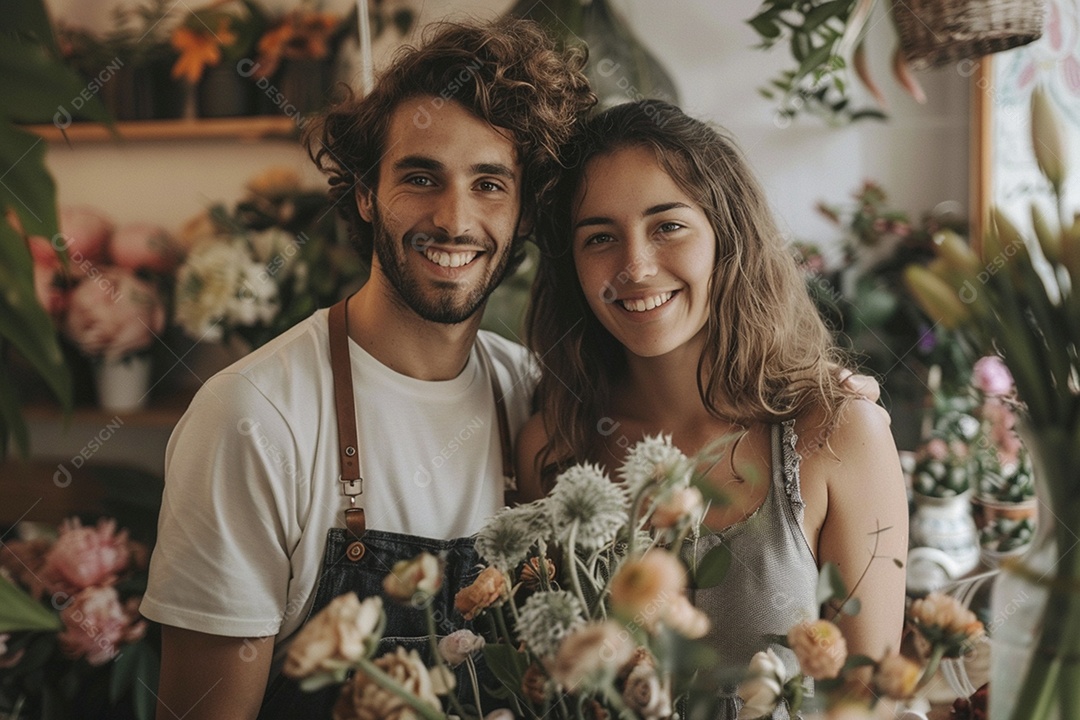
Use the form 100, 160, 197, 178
781, 419, 804, 522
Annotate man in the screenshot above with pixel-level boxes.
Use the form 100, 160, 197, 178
141, 19, 595, 719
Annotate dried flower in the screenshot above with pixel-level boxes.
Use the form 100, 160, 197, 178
58, 586, 145, 666
382, 553, 442, 604
547, 621, 635, 691
41, 518, 130, 596
787, 619, 848, 680
661, 595, 710, 639
437, 629, 485, 668
618, 434, 693, 496
622, 661, 672, 720
517, 590, 585, 658
909, 592, 984, 653
873, 652, 921, 699
454, 566, 507, 621
475, 502, 551, 571
608, 549, 687, 623
737, 648, 787, 719
521, 662, 549, 704
548, 463, 627, 551
283, 594, 383, 683
519, 556, 556, 590
332, 647, 442, 720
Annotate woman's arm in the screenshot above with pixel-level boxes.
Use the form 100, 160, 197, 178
805, 399, 909, 660
515, 413, 551, 503
157, 625, 273, 720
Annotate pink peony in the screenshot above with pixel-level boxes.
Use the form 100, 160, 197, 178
28, 235, 61, 270
973, 355, 1014, 397
58, 206, 112, 265
58, 586, 145, 666
40, 518, 131, 596
33, 265, 67, 319
64, 269, 165, 359
109, 223, 185, 274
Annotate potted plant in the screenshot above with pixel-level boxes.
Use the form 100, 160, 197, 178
748, 0, 1046, 123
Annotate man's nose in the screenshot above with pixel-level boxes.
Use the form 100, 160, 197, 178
431, 187, 473, 239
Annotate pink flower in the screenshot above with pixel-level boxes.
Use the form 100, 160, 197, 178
109, 223, 185, 274
973, 356, 1013, 397
58, 586, 145, 666
64, 269, 165, 359
41, 518, 131, 595
58, 206, 112, 265
28, 235, 61, 270
924, 438, 949, 462
33, 265, 67, 319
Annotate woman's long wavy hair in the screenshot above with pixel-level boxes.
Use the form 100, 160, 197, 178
527, 100, 856, 477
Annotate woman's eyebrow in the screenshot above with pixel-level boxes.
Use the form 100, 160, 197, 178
574, 201, 691, 230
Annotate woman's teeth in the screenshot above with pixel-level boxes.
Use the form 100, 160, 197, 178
423, 248, 478, 268
620, 291, 674, 313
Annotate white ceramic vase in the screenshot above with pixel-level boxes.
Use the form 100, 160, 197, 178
94, 355, 152, 412
907, 490, 981, 594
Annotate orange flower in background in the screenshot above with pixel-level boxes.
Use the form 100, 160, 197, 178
608, 549, 687, 624
170, 19, 237, 84
453, 566, 506, 620
255, 10, 339, 78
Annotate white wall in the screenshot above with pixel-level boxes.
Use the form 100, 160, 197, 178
46, 0, 970, 241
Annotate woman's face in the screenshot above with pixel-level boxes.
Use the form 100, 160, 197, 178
571, 145, 717, 359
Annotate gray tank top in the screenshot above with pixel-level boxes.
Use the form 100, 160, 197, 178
687, 420, 818, 719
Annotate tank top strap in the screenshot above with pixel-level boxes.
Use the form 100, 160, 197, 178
775, 419, 805, 524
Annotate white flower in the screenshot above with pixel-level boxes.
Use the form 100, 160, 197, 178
618, 434, 693, 496
174, 239, 249, 340
623, 661, 673, 720
737, 648, 787, 719
517, 590, 585, 658
437, 629, 485, 667
475, 502, 553, 571
548, 463, 627, 551
228, 262, 279, 326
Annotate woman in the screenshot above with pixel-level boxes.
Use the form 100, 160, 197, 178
518, 100, 908, 712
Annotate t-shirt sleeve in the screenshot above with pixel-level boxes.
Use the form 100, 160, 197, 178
140, 372, 301, 637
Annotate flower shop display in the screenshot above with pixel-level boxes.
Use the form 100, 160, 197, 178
174, 167, 363, 350
748, 0, 1045, 124
282, 434, 728, 719
902, 85, 1080, 720
799, 181, 971, 449
0, 518, 157, 720
252, 6, 344, 115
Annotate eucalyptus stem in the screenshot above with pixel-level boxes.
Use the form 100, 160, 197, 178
354, 656, 449, 720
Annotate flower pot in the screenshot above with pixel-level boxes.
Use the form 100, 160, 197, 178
971, 494, 1038, 530
198, 63, 253, 117
94, 355, 152, 413
907, 490, 981, 594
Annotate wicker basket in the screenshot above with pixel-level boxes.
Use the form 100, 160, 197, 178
892, 0, 1046, 70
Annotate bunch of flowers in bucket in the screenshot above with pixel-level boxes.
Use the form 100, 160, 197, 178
282, 435, 731, 719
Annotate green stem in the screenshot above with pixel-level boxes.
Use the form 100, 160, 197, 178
565, 520, 589, 613
916, 644, 947, 691
425, 603, 473, 720
493, 604, 516, 649
354, 656, 449, 720
464, 656, 485, 718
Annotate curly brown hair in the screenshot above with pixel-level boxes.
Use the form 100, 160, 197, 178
528, 100, 858, 473
305, 18, 596, 265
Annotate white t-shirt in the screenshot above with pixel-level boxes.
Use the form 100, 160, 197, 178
140, 309, 536, 657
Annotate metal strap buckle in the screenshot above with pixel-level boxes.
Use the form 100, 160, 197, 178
340, 477, 363, 497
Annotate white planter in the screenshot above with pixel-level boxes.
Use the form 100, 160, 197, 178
94, 355, 152, 412
907, 490, 981, 594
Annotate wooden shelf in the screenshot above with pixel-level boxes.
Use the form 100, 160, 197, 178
23, 388, 197, 428
25, 116, 299, 143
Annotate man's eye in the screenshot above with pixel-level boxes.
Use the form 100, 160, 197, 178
477, 180, 504, 192
406, 176, 433, 187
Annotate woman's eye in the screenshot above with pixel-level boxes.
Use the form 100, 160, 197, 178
658, 221, 684, 234
583, 233, 614, 246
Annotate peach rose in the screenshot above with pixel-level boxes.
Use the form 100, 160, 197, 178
454, 566, 507, 621
909, 592, 984, 639
787, 619, 848, 680
609, 549, 687, 623
661, 594, 710, 639
622, 661, 672, 720
873, 652, 921, 699
548, 621, 635, 691
382, 552, 442, 603
437, 629, 485, 667
283, 593, 383, 680
58, 586, 145, 666
332, 647, 443, 720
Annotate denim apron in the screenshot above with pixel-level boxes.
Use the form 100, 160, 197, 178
258, 298, 515, 719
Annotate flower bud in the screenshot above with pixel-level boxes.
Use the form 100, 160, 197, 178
1031, 85, 1068, 192
903, 265, 970, 329
1031, 203, 1060, 264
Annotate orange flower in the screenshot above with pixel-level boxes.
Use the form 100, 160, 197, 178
520, 556, 556, 590
608, 549, 687, 624
170, 19, 237, 84
454, 566, 506, 620
787, 619, 848, 680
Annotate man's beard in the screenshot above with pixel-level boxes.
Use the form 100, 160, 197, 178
370, 205, 517, 325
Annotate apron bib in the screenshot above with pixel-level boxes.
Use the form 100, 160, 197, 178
258, 298, 515, 719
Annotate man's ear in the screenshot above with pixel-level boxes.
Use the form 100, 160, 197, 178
516, 203, 535, 238
356, 186, 374, 223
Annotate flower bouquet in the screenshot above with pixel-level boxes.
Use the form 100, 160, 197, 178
903, 85, 1080, 719
174, 167, 364, 348
282, 435, 731, 719
0, 518, 157, 720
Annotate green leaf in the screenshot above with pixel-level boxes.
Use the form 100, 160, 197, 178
132, 641, 160, 720
4, 0, 61, 55
815, 562, 847, 606
0, 122, 58, 237
0, 362, 29, 456
801, 1, 851, 33
481, 644, 527, 696
749, 15, 782, 39
794, 41, 834, 84
692, 543, 732, 589
0, 573, 62, 632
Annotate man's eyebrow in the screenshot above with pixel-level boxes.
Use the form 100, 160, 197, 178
473, 163, 516, 179
393, 156, 442, 172
574, 202, 692, 230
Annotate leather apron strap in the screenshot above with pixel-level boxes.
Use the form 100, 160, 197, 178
326, 297, 516, 558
